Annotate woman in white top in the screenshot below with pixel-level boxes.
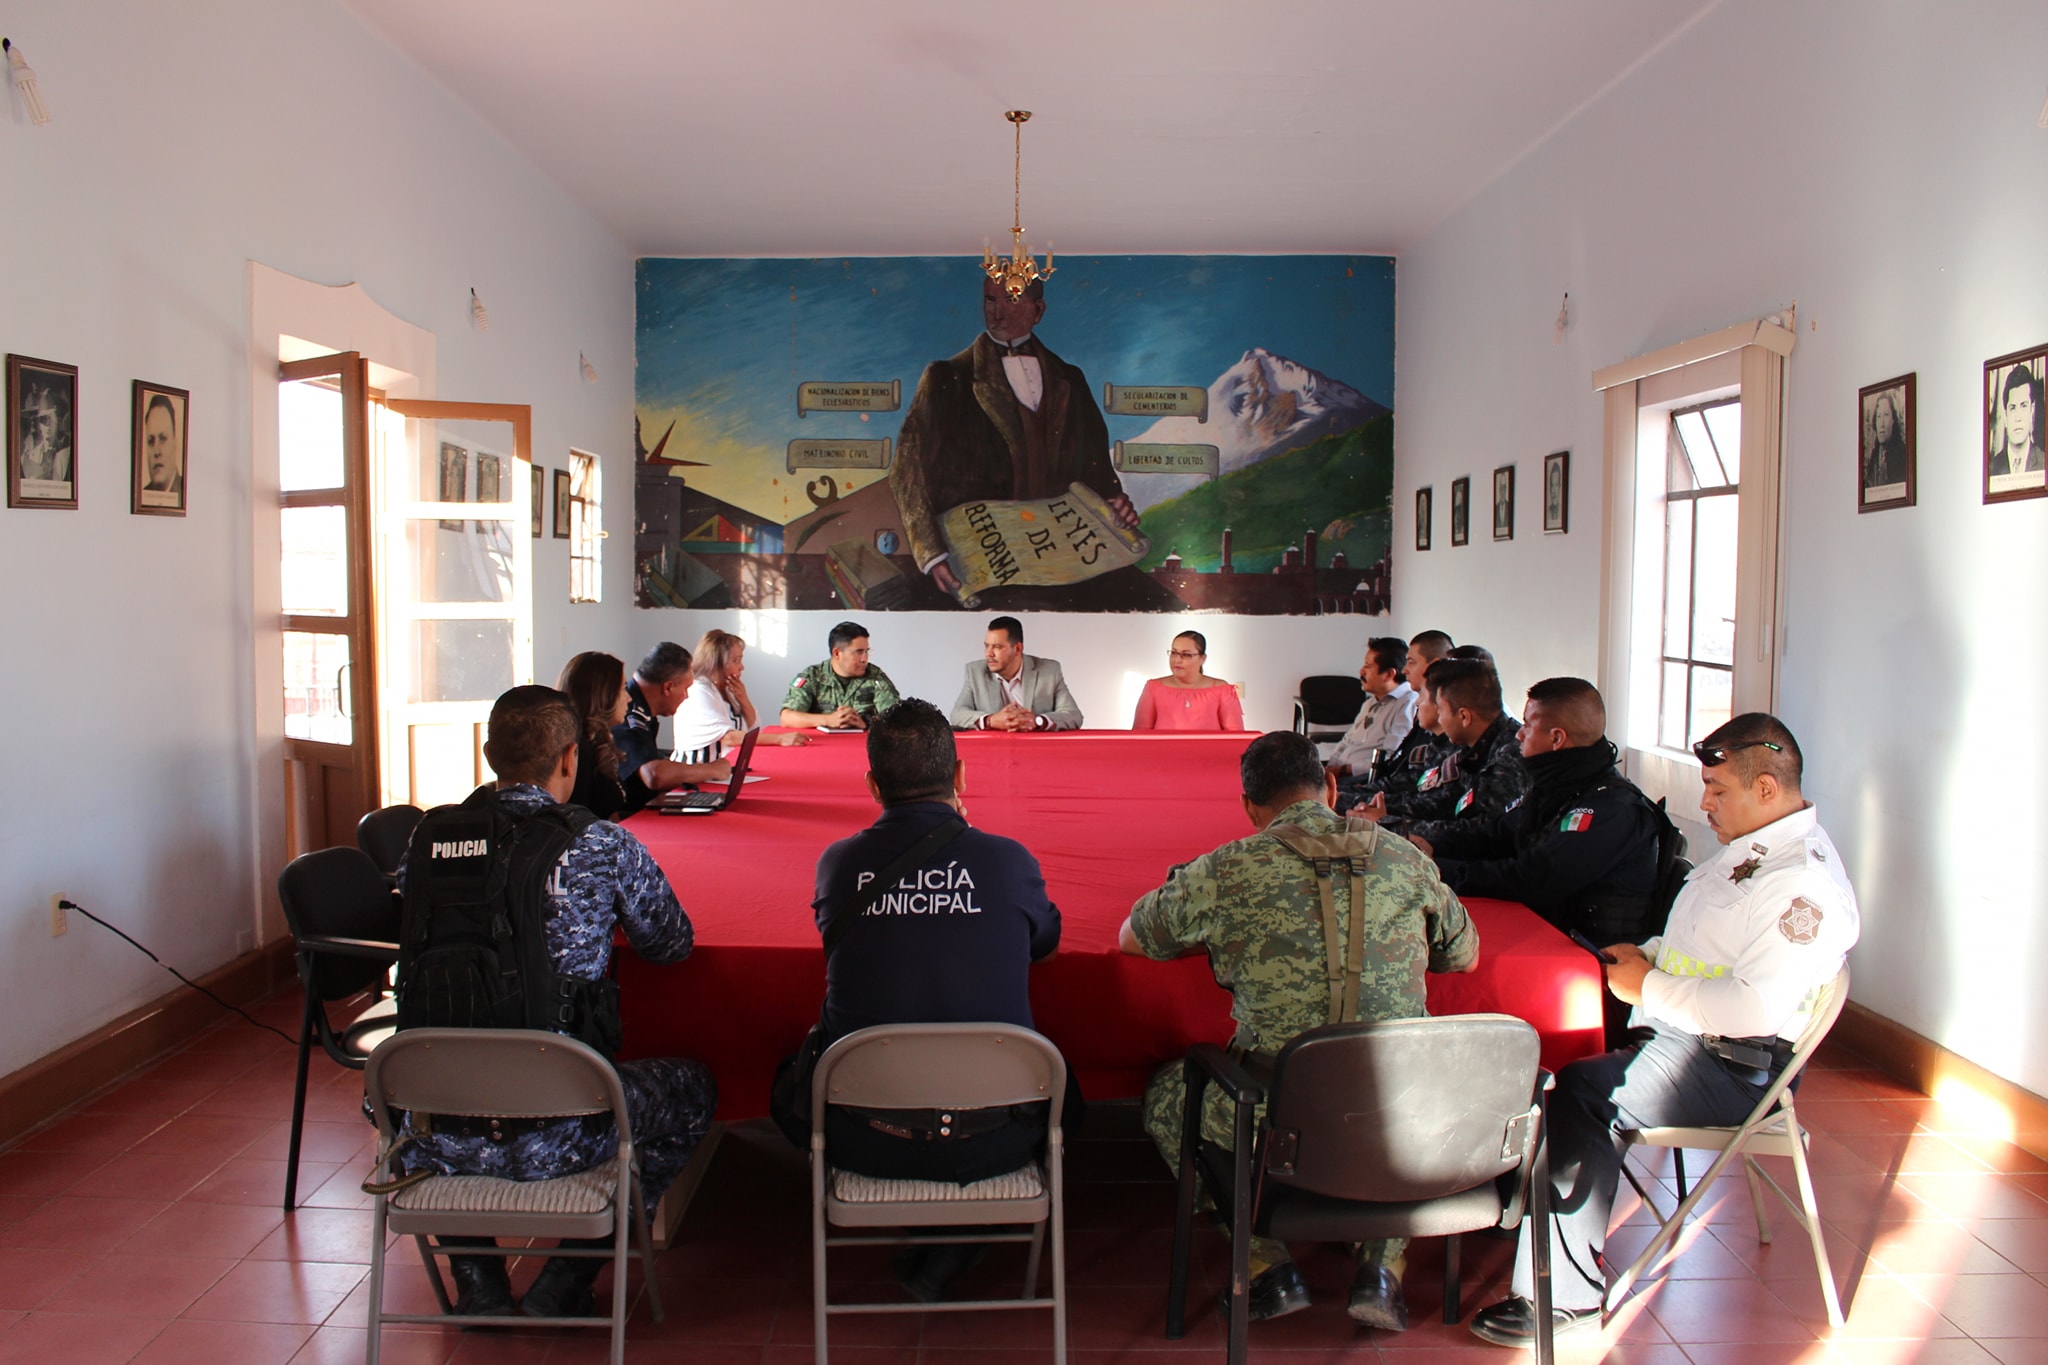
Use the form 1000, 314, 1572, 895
672, 628, 812, 763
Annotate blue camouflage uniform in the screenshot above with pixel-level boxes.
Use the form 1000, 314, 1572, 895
396, 784, 716, 1214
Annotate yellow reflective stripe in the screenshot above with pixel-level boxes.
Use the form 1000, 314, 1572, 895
1656, 946, 1729, 978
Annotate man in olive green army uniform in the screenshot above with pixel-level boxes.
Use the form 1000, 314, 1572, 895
1119, 730, 1478, 1332
779, 620, 904, 730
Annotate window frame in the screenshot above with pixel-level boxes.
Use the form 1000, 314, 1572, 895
568, 448, 601, 604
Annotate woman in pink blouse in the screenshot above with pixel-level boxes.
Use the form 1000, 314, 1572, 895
1132, 630, 1245, 731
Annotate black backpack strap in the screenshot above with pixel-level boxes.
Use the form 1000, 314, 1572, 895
822, 817, 969, 956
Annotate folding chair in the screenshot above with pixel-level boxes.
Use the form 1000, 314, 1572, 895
356, 803, 424, 877
810, 1023, 1068, 1365
1607, 963, 1853, 1326
1165, 1015, 1557, 1365
362, 1028, 664, 1365
275, 845, 401, 1211
1292, 675, 1366, 747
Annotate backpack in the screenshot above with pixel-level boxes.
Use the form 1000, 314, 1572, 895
394, 785, 621, 1058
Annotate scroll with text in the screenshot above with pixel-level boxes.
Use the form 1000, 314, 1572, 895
938, 482, 1150, 605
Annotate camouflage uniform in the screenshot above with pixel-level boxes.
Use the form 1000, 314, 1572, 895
781, 661, 903, 723
396, 784, 717, 1217
1128, 798, 1478, 1271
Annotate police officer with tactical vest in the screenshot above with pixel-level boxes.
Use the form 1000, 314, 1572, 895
393, 685, 717, 1319
1119, 731, 1479, 1333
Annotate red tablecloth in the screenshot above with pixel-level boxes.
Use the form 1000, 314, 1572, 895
618, 731, 1605, 1119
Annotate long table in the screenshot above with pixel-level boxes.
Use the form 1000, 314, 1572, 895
617, 731, 1605, 1119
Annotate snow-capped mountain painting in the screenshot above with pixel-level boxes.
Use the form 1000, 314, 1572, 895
1122, 348, 1390, 510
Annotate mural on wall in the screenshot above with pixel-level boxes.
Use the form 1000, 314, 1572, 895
633, 255, 1394, 614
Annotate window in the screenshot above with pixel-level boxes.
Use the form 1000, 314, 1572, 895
1658, 398, 1740, 749
569, 449, 601, 603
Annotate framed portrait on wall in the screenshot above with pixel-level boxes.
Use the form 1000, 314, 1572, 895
1415, 486, 1433, 551
1857, 373, 1914, 512
438, 441, 468, 530
1543, 450, 1569, 533
1983, 346, 2046, 504
553, 467, 572, 539
131, 381, 189, 516
531, 463, 544, 537
7, 354, 79, 510
475, 450, 504, 533
1491, 465, 1515, 541
1449, 476, 1470, 547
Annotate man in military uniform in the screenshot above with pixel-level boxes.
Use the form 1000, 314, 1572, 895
1470, 714, 1859, 1348
779, 620, 903, 731
613, 641, 732, 813
1119, 731, 1478, 1331
1353, 658, 1529, 844
1414, 677, 1669, 1046
400, 686, 718, 1319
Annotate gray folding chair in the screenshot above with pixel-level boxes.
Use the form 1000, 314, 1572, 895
362, 1028, 664, 1365
1607, 963, 1853, 1326
810, 1023, 1068, 1365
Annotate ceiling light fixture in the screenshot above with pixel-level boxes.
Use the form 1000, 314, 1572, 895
983, 110, 1053, 300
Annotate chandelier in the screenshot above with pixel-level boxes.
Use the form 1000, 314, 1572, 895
983, 110, 1054, 299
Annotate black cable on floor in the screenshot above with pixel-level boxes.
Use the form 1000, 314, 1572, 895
61, 898, 299, 1046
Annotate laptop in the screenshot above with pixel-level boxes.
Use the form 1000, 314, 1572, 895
655, 727, 762, 815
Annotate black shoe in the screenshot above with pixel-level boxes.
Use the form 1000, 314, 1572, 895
891, 1242, 989, 1304
447, 1256, 515, 1318
521, 1254, 605, 1319
1217, 1261, 1311, 1322
1468, 1295, 1601, 1348
1346, 1262, 1409, 1331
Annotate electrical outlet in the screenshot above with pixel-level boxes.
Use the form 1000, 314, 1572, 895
49, 893, 67, 937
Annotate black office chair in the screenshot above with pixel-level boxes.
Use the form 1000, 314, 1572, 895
356, 804, 424, 877
1291, 675, 1365, 746
276, 845, 403, 1211
1166, 1015, 1557, 1365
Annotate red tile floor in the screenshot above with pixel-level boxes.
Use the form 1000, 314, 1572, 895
3, 986, 2047, 1364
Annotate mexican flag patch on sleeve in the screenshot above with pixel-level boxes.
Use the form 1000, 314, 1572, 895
1560, 808, 1595, 832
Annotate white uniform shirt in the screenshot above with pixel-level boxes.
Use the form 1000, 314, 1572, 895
1636, 804, 1859, 1042
671, 679, 741, 764
1326, 683, 1417, 770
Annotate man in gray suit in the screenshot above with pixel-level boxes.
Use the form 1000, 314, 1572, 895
950, 616, 1083, 731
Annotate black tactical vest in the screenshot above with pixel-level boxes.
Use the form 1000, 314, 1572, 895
395, 785, 621, 1058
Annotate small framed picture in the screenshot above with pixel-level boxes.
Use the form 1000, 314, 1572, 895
1414, 486, 1433, 551
552, 467, 572, 539
7, 354, 79, 510
1858, 373, 1915, 512
1543, 451, 1569, 534
1983, 346, 2046, 504
1491, 465, 1515, 541
131, 382, 190, 517
530, 463, 544, 538
1449, 476, 1470, 547
438, 441, 468, 530
475, 450, 504, 533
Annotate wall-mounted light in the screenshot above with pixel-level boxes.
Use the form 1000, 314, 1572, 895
3, 39, 51, 126
1553, 292, 1570, 345
580, 352, 598, 384
470, 288, 490, 331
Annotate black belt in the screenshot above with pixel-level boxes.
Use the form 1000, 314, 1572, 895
424, 1113, 561, 1143
1699, 1033, 1795, 1083
841, 1105, 1029, 1142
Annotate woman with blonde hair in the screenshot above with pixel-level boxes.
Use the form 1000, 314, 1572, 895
1131, 629, 1245, 731
673, 628, 812, 762
555, 650, 630, 818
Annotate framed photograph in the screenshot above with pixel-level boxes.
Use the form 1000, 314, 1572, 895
7, 354, 79, 509
438, 441, 468, 530
475, 450, 504, 533
1449, 476, 1470, 547
1983, 346, 2047, 504
1858, 373, 1915, 512
1414, 486, 1433, 551
1491, 465, 1515, 541
1542, 450, 1570, 534
552, 467, 572, 539
131, 382, 189, 517
530, 463, 544, 538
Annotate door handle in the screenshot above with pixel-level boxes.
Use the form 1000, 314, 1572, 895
337, 662, 353, 719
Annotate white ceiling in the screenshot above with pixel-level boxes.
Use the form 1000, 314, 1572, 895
346, 0, 1718, 258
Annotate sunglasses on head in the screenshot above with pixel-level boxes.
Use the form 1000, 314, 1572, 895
1692, 739, 1782, 767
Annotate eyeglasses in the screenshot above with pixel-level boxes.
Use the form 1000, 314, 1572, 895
1167, 650, 1203, 660
1692, 739, 1782, 767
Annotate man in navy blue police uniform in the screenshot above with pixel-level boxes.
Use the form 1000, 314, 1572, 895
399, 685, 717, 1318
612, 641, 731, 814
804, 698, 1061, 1299
1352, 658, 1529, 843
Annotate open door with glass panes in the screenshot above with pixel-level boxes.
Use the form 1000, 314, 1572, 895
372, 399, 533, 811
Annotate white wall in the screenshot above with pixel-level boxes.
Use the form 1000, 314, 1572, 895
0, 0, 639, 1077
1394, 0, 2048, 1095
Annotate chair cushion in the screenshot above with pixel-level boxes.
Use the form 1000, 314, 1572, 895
830, 1162, 1043, 1204
391, 1166, 616, 1215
